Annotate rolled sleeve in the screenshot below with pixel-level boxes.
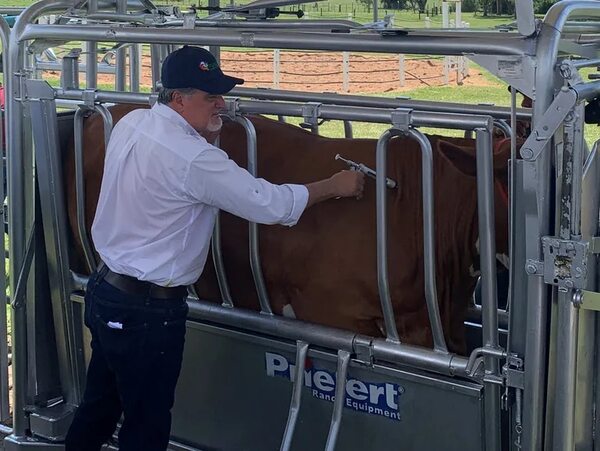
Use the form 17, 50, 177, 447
282, 184, 308, 226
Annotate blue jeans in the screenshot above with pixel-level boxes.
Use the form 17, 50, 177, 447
65, 270, 189, 451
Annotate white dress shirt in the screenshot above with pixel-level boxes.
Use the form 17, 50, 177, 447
92, 103, 309, 287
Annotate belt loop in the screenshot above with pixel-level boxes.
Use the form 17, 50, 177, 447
97, 261, 109, 279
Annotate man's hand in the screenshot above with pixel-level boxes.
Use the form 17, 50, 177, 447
305, 170, 365, 208
329, 170, 365, 199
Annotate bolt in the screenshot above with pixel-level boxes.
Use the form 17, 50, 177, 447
565, 280, 574, 289
526, 263, 537, 274
521, 148, 534, 160
566, 242, 575, 251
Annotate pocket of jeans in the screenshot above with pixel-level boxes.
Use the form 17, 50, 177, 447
93, 301, 148, 333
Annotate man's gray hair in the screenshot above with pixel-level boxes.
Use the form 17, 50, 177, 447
157, 87, 199, 105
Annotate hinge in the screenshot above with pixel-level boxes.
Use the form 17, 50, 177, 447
502, 354, 524, 390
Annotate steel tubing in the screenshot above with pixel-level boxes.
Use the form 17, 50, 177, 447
233, 116, 273, 315
18, 24, 532, 56
475, 128, 501, 451
279, 340, 308, 451
230, 87, 532, 121
212, 213, 234, 308
187, 301, 470, 376
324, 350, 350, 451
375, 129, 402, 343
74, 108, 98, 273
8, 0, 74, 437
115, 0, 127, 91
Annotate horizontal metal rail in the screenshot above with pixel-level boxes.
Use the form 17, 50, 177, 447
18, 24, 534, 56
186, 300, 470, 377
230, 87, 532, 121
54, 89, 496, 130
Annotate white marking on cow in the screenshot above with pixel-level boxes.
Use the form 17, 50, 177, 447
282, 304, 296, 319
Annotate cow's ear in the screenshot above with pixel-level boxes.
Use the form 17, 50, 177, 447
436, 138, 477, 177
437, 137, 516, 177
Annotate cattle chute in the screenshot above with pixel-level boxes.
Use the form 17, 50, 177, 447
1, 1, 600, 450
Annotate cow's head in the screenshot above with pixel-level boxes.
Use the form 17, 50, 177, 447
435, 136, 512, 267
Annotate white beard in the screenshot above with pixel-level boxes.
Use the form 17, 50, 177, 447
206, 116, 223, 133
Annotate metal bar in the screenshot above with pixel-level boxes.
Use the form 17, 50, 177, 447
5, 1, 74, 438
187, 301, 470, 376
212, 214, 234, 308
343, 120, 353, 138
115, 0, 127, 91
228, 87, 532, 121
18, 24, 533, 56
129, 44, 141, 92
85, 0, 98, 89
234, 116, 273, 315
279, 340, 308, 451
74, 108, 98, 273
375, 128, 401, 343
410, 128, 447, 353
54, 90, 497, 131
0, 14, 10, 426
27, 81, 84, 409
150, 44, 161, 90
475, 128, 501, 451
324, 350, 350, 451
551, 103, 585, 451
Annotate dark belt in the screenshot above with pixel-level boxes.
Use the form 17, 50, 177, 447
97, 262, 188, 300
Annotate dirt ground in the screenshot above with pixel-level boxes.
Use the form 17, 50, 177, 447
97, 50, 495, 93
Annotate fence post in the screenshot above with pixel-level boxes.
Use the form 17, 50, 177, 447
342, 51, 350, 93
273, 49, 280, 89
399, 54, 405, 87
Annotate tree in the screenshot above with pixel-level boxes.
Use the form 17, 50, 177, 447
406, 0, 427, 12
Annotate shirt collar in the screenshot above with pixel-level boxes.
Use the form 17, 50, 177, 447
152, 102, 202, 138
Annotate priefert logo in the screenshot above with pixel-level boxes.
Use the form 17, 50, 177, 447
265, 352, 403, 421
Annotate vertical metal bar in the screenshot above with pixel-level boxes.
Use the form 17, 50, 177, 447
8, 27, 28, 441
343, 120, 353, 139
551, 105, 584, 451
129, 44, 141, 93
115, 0, 127, 91
73, 108, 97, 273
280, 340, 309, 451
210, 135, 233, 307
234, 116, 273, 315
211, 213, 233, 307
151, 44, 161, 90
375, 129, 401, 342
376, 128, 447, 351
85, 0, 98, 89
475, 127, 501, 451
0, 17, 9, 423
27, 81, 85, 409
324, 350, 350, 451
408, 128, 447, 353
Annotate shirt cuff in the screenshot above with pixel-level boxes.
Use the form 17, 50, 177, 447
282, 184, 309, 226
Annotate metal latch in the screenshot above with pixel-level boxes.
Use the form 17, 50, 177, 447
540, 237, 589, 290
222, 98, 240, 119
502, 354, 524, 390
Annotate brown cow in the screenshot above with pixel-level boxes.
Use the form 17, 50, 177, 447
65, 104, 510, 354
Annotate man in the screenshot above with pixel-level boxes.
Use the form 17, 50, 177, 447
64, 45, 364, 451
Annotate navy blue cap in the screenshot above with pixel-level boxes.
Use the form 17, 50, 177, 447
161, 46, 244, 95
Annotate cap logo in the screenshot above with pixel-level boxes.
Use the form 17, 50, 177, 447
199, 61, 219, 72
